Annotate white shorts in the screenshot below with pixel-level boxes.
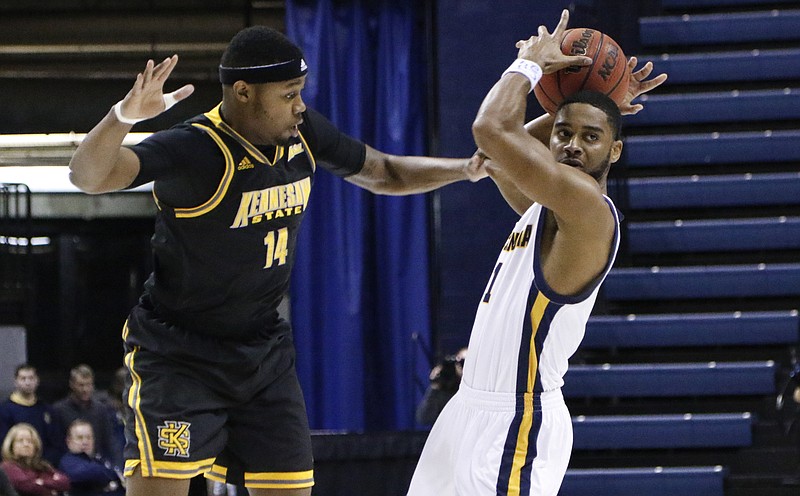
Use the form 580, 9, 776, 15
407, 383, 572, 496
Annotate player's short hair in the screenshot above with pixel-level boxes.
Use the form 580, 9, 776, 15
220, 26, 304, 69
557, 90, 622, 140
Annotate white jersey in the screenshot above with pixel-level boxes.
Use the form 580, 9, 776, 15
462, 197, 620, 394
408, 197, 620, 496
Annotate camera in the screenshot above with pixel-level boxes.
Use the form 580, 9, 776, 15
431, 354, 465, 392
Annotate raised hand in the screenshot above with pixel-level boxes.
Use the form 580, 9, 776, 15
116, 55, 195, 123
619, 56, 668, 115
516, 9, 592, 74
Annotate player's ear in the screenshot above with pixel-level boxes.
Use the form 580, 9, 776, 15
609, 140, 623, 164
233, 81, 250, 101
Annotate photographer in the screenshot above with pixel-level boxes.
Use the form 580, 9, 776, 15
416, 348, 467, 425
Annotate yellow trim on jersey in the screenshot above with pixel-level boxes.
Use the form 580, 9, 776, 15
171, 123, 236, 219
244, 469, 315, 489
124, 458, 216, 479
296, 129, 316, 172
124, 346, 156, 477
204, 104, 273, 165
508, 392, 535, 496
151, 189, 162, 211
527, 292, 550, 392
507, 292, 550, 495
205, 464, 228, 483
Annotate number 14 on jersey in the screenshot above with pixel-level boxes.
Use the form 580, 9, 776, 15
264, 228, 288, 268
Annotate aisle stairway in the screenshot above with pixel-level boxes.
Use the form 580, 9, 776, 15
561, 0, 800, 494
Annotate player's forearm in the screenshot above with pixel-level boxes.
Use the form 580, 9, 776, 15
69, 108, 137, 194
347, 147, 477, 195
472, 76, 530, 160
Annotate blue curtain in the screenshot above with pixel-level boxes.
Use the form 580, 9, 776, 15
286, 0, 431, 431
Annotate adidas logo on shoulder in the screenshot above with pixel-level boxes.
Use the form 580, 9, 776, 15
237, 156, 255, 170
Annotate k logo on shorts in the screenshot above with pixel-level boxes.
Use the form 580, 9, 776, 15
157, 420, 191, 458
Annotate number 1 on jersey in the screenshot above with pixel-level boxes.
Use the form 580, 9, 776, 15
482, 262, 503, 303
264, 228, 288, 268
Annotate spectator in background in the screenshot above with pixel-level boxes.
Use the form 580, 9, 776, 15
415, 348, 467, 425
1, 423, 70, 496
0, 464, 19, 496
102, 367, 126, 472
0, 366, 65, 465
52, 366, 119, 470
58, 420, 123, 496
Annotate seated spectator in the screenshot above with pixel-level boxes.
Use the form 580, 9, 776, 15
58, 420, 123, 496
0, 366, 65, 465
102, 368, 126, 471
53, 366, 119, 469
1, 423, 69, 496
0, 463, 19, 496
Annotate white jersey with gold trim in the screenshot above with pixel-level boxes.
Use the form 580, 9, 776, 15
461, 197, 620, 394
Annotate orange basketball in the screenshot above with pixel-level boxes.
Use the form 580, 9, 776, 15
534, 28, 630, 114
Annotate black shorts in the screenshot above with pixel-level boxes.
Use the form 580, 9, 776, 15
120, 313, 313, 490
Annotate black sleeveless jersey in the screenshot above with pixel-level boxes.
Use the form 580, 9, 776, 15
128, 104, 365, 341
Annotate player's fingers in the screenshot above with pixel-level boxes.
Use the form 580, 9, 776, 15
627, 56, 638, 72
538, 25, 548, 38
553, 9, 570, 36
170, 84, 195, 103
565, 55, 593, 67
155, 55, 180, 82
150, 59, 171, 84
642, 72, 669, 91
632, 61, 654, 80
141, 59, 155, 86
131, 72, 144, 93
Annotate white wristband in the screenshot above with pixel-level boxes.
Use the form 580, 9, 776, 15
502, 59, 543, 93
113, 93, 180, 125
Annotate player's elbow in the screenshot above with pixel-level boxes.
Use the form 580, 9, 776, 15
68, 164, 111, 195
472, 114, 510, 158
68, 170, 100, 194
472, 116, 494, 151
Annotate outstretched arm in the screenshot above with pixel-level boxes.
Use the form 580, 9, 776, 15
344, 145, 487, 195
69, 55, 194, 194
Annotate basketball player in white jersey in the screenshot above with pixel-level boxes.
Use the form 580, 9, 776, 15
406, 10, 667, 496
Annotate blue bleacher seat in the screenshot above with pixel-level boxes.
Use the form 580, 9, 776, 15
624, 130, 800, 167
625, 89, 800, 127
662, 0, 797, 8
572, 413, 753, 449
603, 263, 800, 300
627, 217, 800, 253
583, 310, 799, 348
560, 466, 727, 496
563, 361, 776, 397
614, 172, 800, 210
640, 10, 800, 46
650, 48, 800, 84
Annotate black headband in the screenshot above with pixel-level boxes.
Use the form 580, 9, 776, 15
219, 58, 308, 84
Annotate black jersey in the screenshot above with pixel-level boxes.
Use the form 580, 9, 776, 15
128, 104, 365, 342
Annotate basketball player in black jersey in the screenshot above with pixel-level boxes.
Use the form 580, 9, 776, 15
68, 26, 484, 496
